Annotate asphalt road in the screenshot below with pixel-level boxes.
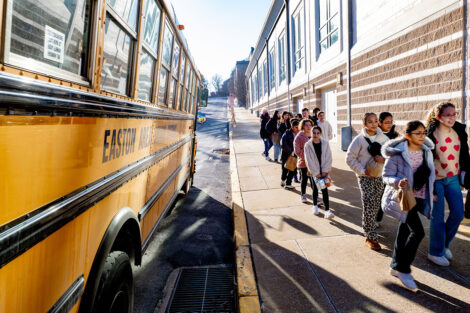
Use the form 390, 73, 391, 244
133, 97, 233, 313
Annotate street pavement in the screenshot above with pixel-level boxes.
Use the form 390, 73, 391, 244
133, 97, 233, 313
231, 106, 470, 313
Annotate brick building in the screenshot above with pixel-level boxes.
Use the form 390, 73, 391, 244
246, 0, 469, 147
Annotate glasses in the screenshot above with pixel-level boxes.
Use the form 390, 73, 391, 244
440, 113, 458, 118
409, 132, 426, 137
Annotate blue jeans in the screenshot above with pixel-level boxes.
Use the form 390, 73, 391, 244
263, 138, 273, 157
429, 175, 464, 256
273, 143, 281, 160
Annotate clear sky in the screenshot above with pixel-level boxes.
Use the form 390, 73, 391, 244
171, 0, 272, 89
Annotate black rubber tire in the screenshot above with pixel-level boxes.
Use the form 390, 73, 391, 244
92, 251, 134, 313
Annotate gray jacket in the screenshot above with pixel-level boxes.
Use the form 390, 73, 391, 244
381, 137, 435, 222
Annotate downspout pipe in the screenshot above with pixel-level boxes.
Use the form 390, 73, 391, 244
346, 0, 352, 129
285, 0, 291, 112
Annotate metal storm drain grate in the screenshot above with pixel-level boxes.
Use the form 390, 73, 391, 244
213, 148, 230, 155
166, 266, 235, 313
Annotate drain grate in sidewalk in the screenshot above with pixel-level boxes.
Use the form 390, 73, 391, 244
166, 266, 235, 313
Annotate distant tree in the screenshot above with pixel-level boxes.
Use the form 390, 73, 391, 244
220, 78, 230, 97
211, 74, 222, 94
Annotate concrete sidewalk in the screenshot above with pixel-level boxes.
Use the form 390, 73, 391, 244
230, 107, 470, 313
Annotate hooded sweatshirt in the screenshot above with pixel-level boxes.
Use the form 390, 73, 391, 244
381, 137, 435, 222
346, 128, 389, 176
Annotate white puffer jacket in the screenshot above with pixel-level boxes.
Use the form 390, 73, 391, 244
304, 139, 332, 177
345, 128, 389, 176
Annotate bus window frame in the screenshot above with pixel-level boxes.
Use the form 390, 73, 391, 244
2, 0, 97, 86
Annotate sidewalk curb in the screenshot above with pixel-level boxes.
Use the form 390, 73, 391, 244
228, 109, 262, 313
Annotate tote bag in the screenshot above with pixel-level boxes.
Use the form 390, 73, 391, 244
284, 155, 297, 171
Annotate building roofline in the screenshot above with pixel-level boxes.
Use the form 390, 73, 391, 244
245, 0, 285, 77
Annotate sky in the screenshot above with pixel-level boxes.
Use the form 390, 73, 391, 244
171, 0, 272, 89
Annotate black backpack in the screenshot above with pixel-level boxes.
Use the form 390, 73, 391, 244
413, 151, 431, 191
364, 138, 382, 157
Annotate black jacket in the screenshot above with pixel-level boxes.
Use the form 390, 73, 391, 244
427, 121, 470, 174
278, 120, 291, 137
265, 118, 279, 136
383, 125, 399, 140
260, 116, 270, 139
281, 129, 295, 161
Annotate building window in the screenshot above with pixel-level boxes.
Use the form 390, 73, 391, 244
268, 48, 275, 92
257, 68, 262, 100
262, 60, 268, 95
319, 0, 339, 52
292, 5, 304, 74
278, 33, 286, 84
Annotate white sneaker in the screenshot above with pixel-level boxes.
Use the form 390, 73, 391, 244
265, 156, 271, 161
301, 194, 307, 203
284, 184, 295, 190
445, 249, 453, 260
396, 272, 418, 292
281, 180, 286, 187
324, 210, 335, 219
312, 205, 319, 215
427, 254, 450, 266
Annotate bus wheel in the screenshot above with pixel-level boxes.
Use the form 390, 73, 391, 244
93, 251, 134, 313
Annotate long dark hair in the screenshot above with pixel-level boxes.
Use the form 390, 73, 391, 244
272, 110, 280, 122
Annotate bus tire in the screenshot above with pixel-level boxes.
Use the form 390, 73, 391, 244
92, 251, 134, 313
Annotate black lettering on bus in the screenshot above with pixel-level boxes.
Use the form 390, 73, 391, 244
102, 129, 110, 163
116, 129, 122, 158
126, 128, 131, 154
130, 128, 136, 153
110, 130, 116, 160
122, 129, 128, 155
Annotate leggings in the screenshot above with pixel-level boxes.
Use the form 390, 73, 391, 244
300, 168, 310, 195
312, 181, 329, 210
357, 176, 385, 241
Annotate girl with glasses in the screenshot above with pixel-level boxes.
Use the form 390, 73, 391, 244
425, 102, 470, 266
382, 121, 435, 292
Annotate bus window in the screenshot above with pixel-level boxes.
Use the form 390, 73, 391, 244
137, 50, 155, 102
5, 0, 92, 79
142, 0, 162, 53
158, 22, 174, 106
169, 43, 180, 109
100, 16, 132, 95
107, 0, 139, 31
178, 54, 186, 110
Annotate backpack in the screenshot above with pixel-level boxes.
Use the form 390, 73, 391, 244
413, 151, 431, 191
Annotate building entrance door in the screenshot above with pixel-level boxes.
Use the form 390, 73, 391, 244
296, 98, 304, 114
322, 88, 337, 142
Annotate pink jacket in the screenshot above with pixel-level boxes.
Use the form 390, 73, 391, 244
294, 132, 310, 168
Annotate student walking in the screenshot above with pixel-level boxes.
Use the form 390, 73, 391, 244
280, 119, 300, 189
376, 112, 399, 226
305, 126, 334, 218
278, 111, 291, 137
294, 119, 314, 203
425, 102, 470, 266
266, 110, 282, 162
316, 111, 333, 141
346, 112, 389, 250
260, 110, 272, 160
379, 112, 399, 140
382, 121, 435, 292
311, 108, 321, 124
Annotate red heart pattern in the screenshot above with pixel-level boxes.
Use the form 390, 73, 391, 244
456, 163, 459, 168
447, 172, 454, 177
440, 146, 447, 152
445, 137, 452, 143
454, 145, 460, 151
448, 154, 455, 160
442, 163, 448, 169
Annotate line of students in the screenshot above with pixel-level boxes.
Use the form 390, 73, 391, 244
346, 102, 469, 292
259, 102, 470, 293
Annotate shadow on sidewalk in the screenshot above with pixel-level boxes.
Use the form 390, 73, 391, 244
245, 207, 470, 312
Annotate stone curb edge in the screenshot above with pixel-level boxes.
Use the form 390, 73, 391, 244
228, 107, 262, 313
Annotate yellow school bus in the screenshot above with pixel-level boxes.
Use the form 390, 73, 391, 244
0, 0, 200, 312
